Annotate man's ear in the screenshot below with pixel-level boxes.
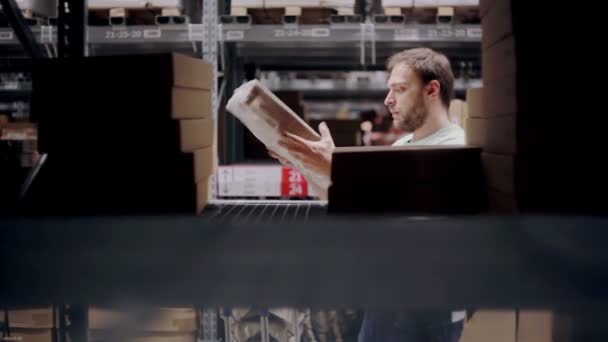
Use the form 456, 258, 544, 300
427, 80, 441, 97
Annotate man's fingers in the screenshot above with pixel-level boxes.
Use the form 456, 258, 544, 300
319, 121, 333, 140
283, 131, 312, 146
278, 137, 309, 154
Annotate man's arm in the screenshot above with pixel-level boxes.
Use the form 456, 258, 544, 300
268, 122, 336, 179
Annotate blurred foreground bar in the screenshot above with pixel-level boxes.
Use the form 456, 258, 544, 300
1, 214, 607, 309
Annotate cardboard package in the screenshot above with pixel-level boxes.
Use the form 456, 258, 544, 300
226, 79, 331, 192
5, 328, 53, 342
6, 308, 55, 328
461, 310, 608, 342
464, 115, 516, 154
15, 0, 57, 17
327, 146, 486, 214
89, 307, 197, 332
480, 0, 512, 49
88, 307, 197, 342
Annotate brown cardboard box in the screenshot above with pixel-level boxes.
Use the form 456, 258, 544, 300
478, 0, 494, 17
89, 331, 196, 342
197, 176, 213, 214
172, 88, 212, 119
465, 115, 516, 154
6, 328, 53, 342
88, 307, 197, 332
483, 35, 516, 83
194, 146, 216, 183
460, 310, 516, 342
7, 308, 55, 328
481, 0, 512, 49
171, 53, 214, 90
483, 77, 516, 117
179, 118, 214, 152
482, 152, 514, 194
465, 87, 483, 118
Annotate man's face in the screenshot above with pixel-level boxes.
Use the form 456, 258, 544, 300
384, 63, 428, 132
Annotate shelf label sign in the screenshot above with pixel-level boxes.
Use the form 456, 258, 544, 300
0, 32, 13, 40
225, 30, 245, 41
467, 27, 482, 38
143, 29, 162, 39
394, 28, 419, 41
281, 167, 308, 197
103, 29, 160, 40
274, 28, 330, 39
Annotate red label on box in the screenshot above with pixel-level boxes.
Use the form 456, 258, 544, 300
281, 167, 308, 197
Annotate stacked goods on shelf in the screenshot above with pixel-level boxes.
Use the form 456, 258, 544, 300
231, 0, 356, 23
1, 307, 57, 342
88, 0, 148, 9
460, 310, 585, 342
380, 0, 479, 24
88, 0, 188, 25
88, 307, 197, 342
25, 53, 215, 215
11, 0, 57, 18
328, 145, 485, 214
464, 86, 519, 212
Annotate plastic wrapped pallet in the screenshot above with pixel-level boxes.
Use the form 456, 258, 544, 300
231, 0, 264, 7
414, 0, 438, 7
226, 80, 331, 196
88, 0, 148, 9
15, 0, 57, 17
382, 0, 414, 7
148, 0, 183, 8
264, 0, 323, 8
322, 0, 355, 8
437, 0, 479, 5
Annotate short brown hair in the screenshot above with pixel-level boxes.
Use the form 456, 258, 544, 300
387, 48, 454, 108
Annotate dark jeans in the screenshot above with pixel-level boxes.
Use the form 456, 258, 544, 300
357, 311, 464, 342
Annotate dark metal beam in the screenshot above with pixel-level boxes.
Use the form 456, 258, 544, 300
1, 215, 608, 310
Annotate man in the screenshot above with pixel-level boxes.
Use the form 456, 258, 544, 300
271, 47, 464, 180
269, 47, 466, 341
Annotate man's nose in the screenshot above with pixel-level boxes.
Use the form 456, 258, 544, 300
384, 92, 394, 107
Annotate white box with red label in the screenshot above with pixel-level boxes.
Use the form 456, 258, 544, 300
217, 165, 315, 198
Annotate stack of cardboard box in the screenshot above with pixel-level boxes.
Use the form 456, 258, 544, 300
88, 307, 197, 342
24, 53, 215, 215
464, 86, 519, 212
2, 307, 56, 342
466, 0, 603, 214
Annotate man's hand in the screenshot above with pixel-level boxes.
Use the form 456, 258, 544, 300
277, 122, 335, 178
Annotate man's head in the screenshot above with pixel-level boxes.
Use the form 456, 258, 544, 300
384, 48, 454, 131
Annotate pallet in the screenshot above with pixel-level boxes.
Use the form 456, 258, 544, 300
375, 5, 480, 24
223, 6, 360, 25
88, 7, 188, 26
0, 9, 47, 27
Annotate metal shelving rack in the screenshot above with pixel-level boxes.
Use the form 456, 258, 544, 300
0, 2, 481, 340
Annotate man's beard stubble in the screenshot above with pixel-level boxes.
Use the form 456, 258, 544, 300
393, 99, 428, 132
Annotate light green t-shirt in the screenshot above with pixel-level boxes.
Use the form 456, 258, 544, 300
392, 123, 465, 146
